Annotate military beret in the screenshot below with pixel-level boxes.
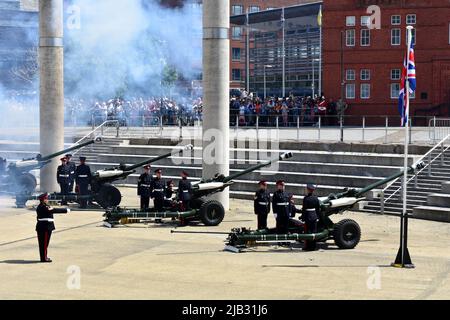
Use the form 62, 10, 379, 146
155, 168, 162, 173
276, 180, 285, 186
306, 183, 317, 190
79, 157, 87, 161
38, 193, 49, 201
258, 180, 267, 185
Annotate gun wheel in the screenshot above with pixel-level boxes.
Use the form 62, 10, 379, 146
333, 219, 361, 250
96, 184, 122, 209
199, 200, 225, 226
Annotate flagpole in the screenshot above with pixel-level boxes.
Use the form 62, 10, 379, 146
318, 5, 322, 97
393, 25, 415, 269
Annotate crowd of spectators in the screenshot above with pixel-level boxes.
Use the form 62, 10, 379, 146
64, 91, 340, 128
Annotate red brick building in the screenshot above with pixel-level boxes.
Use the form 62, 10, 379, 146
230, 0, 317, 90
323, 0, 450, 118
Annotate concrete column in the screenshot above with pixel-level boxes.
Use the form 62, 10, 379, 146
39, 0, 64, 192
202, 0, 230, 210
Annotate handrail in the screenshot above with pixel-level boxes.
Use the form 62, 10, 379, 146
381, 133, 450, 207
71, 120, 119, 157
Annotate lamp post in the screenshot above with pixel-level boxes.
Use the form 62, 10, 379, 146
263, 65, 273, 99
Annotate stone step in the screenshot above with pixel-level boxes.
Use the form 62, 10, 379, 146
427, 193, 450, 207
0, 1, 20, 10
413, 206, 450, 223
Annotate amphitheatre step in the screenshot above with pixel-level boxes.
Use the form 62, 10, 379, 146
427, 193, 450, 207
412, 206, 450, 223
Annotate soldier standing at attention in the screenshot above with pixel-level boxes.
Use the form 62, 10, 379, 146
151, 168, 165, 212
178, 171, 192, 211
301, 184, 320, 251
75, 156, 92, 209
137, 165, 152, 210
254, 180, 270, 230
65, 154, 76, 193
36, 193, 69, 263
57, 157, 70, 205
272, 180, 290, 234
165, 180, 175, 208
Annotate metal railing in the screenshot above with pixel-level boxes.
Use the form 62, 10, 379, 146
429, 117, 450, 142
69, 120, 119, 157
379, 133, 450, 213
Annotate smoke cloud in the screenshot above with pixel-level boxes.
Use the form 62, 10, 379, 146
64, 0, 203, 99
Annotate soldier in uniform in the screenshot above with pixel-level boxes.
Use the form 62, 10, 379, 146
151, 168, 165, 212
137, 165, 153, 210
165, 180, 175, 208
301, 184, 320, 251
272, 180, 290, 234
254, 180, 270, 230
65, 154, 76, 193
36, 193, 69, 263
57, 157, 70, 205
75, 156, 92, 209
178, 171, 192, 211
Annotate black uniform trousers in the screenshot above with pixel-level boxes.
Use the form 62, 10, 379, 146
276, 216, 289, 234
59, 183, 69, 205
37, 230, 52, 262
140, 196, 150, 210
153, 198, 164, 212
257, 213, 268, 230
304, 219, 318, 251
78, 184, 89, 208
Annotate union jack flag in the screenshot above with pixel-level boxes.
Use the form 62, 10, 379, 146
398, 41, 416, 127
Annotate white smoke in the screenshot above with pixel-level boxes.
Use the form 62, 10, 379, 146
64, 0, 203, 99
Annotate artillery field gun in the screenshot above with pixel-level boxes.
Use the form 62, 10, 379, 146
103, 152, 294, 227
1, 138, 100, 195
172, 162, 425, 252
15, 144, 194, 208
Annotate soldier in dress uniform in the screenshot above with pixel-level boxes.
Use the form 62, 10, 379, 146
254, 180, 271, 230
178, 171, 192, 211
165, 180, 175, 208
301, 184, 320, 251
0, 157, 6, 174
151, 168, 165, 212
137, 165, 153, 210
65, 154, 76, 193
57, 157, 70, 205
272, 180, 290, 234
75, 156, 92, 209
36, 193, 70, 263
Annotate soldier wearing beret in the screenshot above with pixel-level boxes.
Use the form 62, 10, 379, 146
57, 157, 70, 205
272, 180, 290, 234
65, 154, 76, 193
178, 171, 192, 211
254, 180, 271, 230
151, 168, 165, 212
36, 193, 70, 263
138, 165, 153, 210
301, 184, 320, 251
75, 156, 92, 209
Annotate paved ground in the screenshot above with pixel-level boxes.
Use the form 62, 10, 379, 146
0, 187, 448, 300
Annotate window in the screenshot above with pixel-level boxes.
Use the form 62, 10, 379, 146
361, 16, 370, 27
232, 48, 241, 61
346, 16, 356, 26
361, 84, 371, 99
346, 69, 356, 81
391, 69, 401, 80
406, 14, 416, 25
346, 84, 356, 99
391, 29, 401, 45
248, 6, 260, 13
231, 5, 243, 15
232, 69, 241, 81
361, 69, 371, 81
406, 28, 416, 45
361, 29, 370, 46
232, 26, 242, 40
346, 29, 355, 46
391, 83, 400, 99
391, 15, 401, 25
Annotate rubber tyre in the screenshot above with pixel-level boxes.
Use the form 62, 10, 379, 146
96, 184, 122, 209
190, 197, 206, 210
333, 219, 361, 249
17, 173, 37, 194
199, 200, 225, 226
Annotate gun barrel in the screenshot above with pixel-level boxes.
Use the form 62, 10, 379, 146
171, 230, 230, 235
123, 144, 193, 171
222, 152, 293, 183
39, 138, 99, 162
